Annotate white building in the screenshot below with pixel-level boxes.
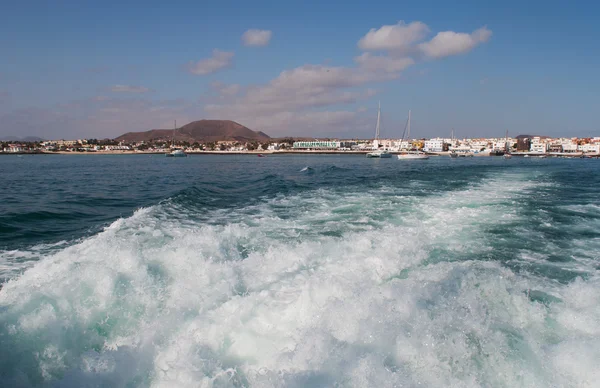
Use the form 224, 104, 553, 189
561, 143, 578, 152
530, 143, 548, 153
392, 140, 413, 150
578, 144, 600, 153
55, 139, 78, 146
424, 138, 445, 152
375, 139, 396, 150
3, 144, 25, 152
470, 140, 490, 150
292, 141, 340, 149
493, 141, 508, 151
105, 145, 131, 151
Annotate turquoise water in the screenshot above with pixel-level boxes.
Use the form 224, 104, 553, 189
0, 155, 599, 387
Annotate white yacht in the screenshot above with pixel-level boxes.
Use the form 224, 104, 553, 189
503, 130, 512, 159
398, 151, 429, 160
169, 149, 187, 157
366, 102, 392, 158
367, 150, 392, 158
397, 111, 429, 160
165, 120, 187, 157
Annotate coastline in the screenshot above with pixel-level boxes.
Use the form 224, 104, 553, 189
1, 150, 598, 157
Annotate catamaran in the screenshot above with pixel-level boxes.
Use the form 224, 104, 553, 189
397, 110, 428, 160
166, 120, 187, 157
366, 102, 392, 158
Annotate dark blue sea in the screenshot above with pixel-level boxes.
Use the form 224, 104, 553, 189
1, 154, 599, 387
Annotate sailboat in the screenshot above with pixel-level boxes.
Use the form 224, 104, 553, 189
503, 130, 512, 159
166, 120, 187, 157
366, 102, 392, 158
449, 128, 458, 158
397, 110, 428, 160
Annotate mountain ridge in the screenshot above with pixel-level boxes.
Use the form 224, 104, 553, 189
116, 120, 270, 143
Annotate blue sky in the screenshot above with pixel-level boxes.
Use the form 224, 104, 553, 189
0, 0, 598, 139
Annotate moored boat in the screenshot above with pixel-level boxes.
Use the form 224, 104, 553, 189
367, 150, 392, 158
397, 111, 428, 161
367, 102, 392, 158
165, 120, 187, 157
398, 152, 429, 160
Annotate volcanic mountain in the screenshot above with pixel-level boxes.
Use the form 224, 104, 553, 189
116, 120, 270, 143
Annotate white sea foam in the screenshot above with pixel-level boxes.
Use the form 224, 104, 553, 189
0, 240, 70, 280
1, 171, 599, 387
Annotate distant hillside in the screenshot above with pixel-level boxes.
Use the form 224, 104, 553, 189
0, 136, 45, 142
116, 120, 270, 143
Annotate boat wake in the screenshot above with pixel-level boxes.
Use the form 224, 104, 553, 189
1, 169, 599, 387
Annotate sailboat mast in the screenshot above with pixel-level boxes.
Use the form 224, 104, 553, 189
375, 101, 381, 140
407, 110, 411, 140
172, 120, 176, 148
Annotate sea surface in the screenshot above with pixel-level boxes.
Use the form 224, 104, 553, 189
0, 154, 599, 387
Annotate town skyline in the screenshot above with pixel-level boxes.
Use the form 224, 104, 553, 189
1, 1, 598, 140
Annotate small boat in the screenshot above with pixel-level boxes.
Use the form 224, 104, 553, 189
397, 111, 429, 161
367, 102, 392, 159
398, 152, 429, 160
449, 151, 458, 158
367, 150, 392, 158
257, 154, 265, 157
503, 131, 512, 159
165, 120, 187, 157
169, 149, 187, 157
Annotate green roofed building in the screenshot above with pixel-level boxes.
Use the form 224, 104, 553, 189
293, 141, 341, 149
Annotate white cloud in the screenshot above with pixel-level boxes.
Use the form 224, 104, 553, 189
357, 22, 492, 61
188, 49, 234, 75
207, 64, 377, 112
358, 21, 429, 52
110, 85, 151, 93
354, 53, 415, 73
419, 27, 492, 59
202, 64, 380, 135
242, 29, 273, 47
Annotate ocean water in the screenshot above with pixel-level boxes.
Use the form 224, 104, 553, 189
0, 154, 599, 387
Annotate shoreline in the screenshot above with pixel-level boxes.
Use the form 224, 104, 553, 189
1, 150, 598, 158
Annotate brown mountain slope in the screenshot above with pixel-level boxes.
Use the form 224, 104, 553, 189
116, 120, 270, 142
